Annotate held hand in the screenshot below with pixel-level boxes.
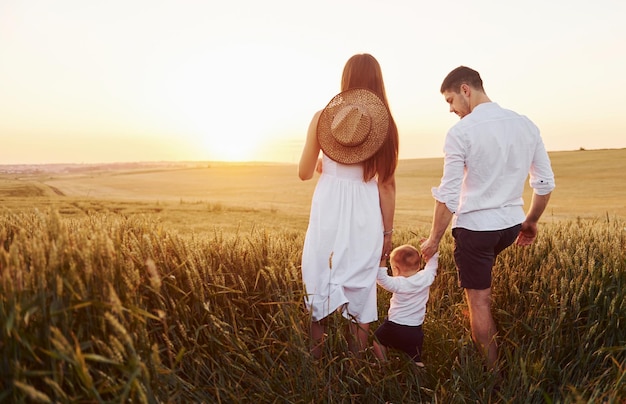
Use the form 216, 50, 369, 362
381, 235, 392, 258
516, 220, 538, 246
420, 237, 438, 262
379, 233, 393, 267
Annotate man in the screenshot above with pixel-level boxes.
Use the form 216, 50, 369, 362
420, 66, 555, 371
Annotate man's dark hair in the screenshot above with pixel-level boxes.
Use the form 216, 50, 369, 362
440, 66, 484, 93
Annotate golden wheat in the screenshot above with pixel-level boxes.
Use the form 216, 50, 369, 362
0, 209, 624, 402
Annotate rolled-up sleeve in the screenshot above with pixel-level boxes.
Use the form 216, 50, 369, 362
529, 139, 555, 195
432, 129, 465, 214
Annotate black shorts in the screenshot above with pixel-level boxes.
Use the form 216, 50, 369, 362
374, 319, 424, 362
452, 224, 522, 290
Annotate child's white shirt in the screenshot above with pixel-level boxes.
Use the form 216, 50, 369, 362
376, 252, 439, 326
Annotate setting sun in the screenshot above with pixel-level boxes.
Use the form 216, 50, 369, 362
200, 129, 261, 162
143, 41, 307, 163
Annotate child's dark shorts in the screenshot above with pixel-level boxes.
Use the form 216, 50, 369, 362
374, 319, 423, 362
452, 224, 522, 290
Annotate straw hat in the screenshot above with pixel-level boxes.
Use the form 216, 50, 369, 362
317, 88, 390, 164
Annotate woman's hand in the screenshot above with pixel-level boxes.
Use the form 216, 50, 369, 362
315, 158, 323, 174
380, 233, 392, 263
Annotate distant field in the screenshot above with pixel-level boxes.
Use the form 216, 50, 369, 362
1, 148, 624, 236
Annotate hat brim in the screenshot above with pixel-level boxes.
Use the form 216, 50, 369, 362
317, 88, 390, 165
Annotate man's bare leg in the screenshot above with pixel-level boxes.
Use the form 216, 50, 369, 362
465, 288, 498, 370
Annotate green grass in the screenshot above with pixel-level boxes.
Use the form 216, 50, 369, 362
0, 209, 624, 402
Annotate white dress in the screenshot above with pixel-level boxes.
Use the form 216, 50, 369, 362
302, 154, 384, 323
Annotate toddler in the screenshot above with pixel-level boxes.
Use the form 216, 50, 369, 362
373, 244, 439, 366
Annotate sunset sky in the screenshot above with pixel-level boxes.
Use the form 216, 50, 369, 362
1, 0, 625, 164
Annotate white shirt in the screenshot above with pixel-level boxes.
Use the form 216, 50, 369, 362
432, 102, 555, 231
376, 253, 439, 326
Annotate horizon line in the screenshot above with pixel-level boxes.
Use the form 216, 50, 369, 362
1, 147, 624, 167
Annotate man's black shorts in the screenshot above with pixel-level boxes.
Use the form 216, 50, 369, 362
452, 224, 522, 290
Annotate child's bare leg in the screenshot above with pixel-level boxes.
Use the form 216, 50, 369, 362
310, 320, 326, 359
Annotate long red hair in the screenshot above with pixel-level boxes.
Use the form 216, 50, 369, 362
340, 54, 399, 183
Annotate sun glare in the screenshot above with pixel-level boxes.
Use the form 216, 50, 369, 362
201, 131, 260, 162
151, 44, 289, 163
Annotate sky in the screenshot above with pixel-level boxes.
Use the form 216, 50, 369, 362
1, 0, 625, 165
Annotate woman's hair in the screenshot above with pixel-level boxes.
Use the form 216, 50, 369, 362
390, 244, 422, 271
340, 54, 398, 183
440, 66, 484, 94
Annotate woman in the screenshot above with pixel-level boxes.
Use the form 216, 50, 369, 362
299, 53, 399, 359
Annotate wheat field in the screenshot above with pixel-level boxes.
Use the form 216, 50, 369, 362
0, 149, 625, 402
